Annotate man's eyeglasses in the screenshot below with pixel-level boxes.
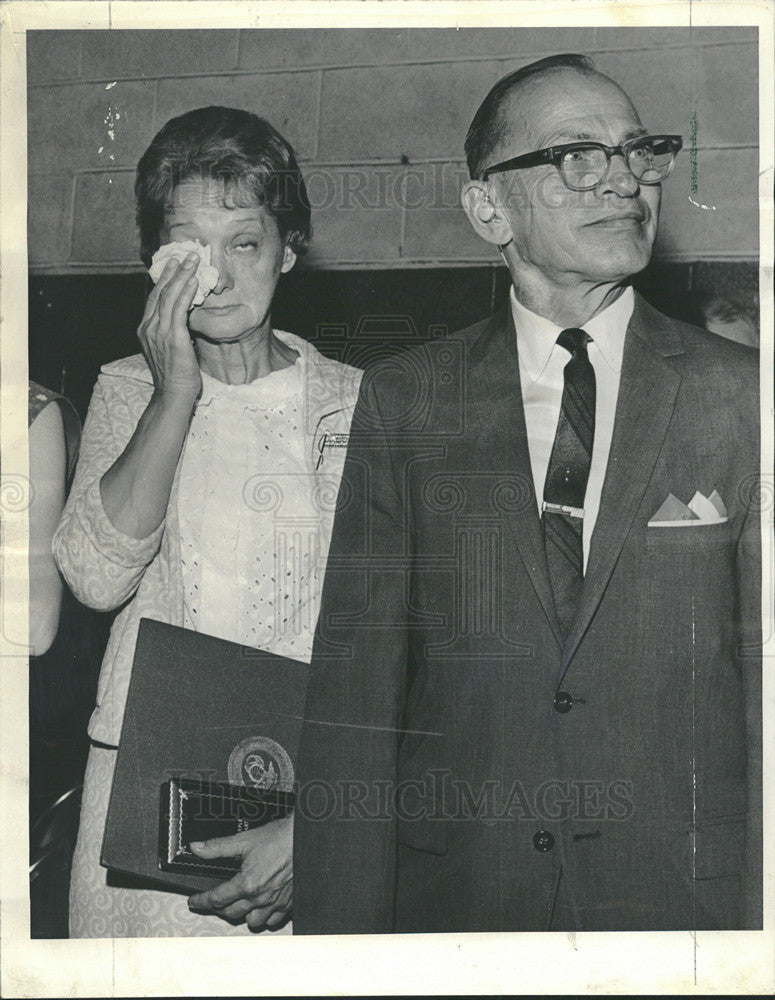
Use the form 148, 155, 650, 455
482, 134, 683, 191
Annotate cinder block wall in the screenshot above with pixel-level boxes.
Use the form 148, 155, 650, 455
27, 26, 758, 273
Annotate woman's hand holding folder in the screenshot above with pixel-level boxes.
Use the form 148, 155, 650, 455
187, 813, 294, 930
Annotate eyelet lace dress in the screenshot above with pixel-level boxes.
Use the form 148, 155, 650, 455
60, 334, 361, 937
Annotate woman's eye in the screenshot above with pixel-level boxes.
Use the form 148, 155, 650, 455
233, 240, 258, 251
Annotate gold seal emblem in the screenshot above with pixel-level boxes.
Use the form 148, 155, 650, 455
227, 736, 294, 792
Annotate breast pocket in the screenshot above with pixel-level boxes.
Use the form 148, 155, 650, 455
645, 519, 734, 554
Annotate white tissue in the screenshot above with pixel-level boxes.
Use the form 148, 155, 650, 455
148, 240, 219, 307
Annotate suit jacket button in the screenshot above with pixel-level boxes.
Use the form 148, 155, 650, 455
533, 829, 555, 852
553, 691, 574, 713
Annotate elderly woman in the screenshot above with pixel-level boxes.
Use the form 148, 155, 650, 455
54, 106, 361, 937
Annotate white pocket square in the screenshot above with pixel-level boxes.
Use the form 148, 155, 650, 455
648, 490, 728, 527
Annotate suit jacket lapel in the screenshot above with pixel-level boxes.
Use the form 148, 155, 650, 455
561, 293, 686, 671
469, 306, 564, 648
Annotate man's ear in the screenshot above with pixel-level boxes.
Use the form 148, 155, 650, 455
461, 181, 513, 246
281, 243, 297, 274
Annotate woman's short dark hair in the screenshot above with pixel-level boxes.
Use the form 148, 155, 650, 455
135, 106, 312, 266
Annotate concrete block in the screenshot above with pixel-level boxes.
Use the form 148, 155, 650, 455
504, 27, 599, 59
154, 71, 320, 159
71, 171, 139, 263
318, 61, 498, 162
592, 26, 757, 50
28, 79, 156, 173
409, 27, 599, 64
81, 30, 240, 79
239, 28, 407, 70
27, 172, 75, 267
588, 48, 692, 134
302, 165, 403, 266
27, 30, 83, 85
407, 28, 520, 61
494, 43, 756, 148
400, 163, 500, 263
655, 147, 758, 259
690, 43, 758, 145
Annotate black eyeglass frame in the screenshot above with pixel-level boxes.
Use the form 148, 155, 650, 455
481, 134, 683, 189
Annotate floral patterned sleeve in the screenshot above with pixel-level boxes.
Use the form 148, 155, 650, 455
53, 376, 165, 611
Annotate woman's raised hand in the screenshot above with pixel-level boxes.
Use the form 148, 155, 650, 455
99, 252, 204, 538
138, 252, 203, 403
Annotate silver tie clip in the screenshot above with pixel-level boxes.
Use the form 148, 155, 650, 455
542, 501, 585, 519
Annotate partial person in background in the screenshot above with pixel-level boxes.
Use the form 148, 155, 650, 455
28, 380, 83, 938
694, 291, 759, 349
54, 106, 361, 937
28, 381, 80, 655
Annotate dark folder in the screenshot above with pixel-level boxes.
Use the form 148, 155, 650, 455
101, 618, 309, 893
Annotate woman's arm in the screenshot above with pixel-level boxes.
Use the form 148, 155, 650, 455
99, 389, 197, 539
54, 253, 203, 609
100, 252, 203, 538
28, 402, 66, 655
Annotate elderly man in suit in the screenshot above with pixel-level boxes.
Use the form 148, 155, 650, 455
293, 54, 761, 932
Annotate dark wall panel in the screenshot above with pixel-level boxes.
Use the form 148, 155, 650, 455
30, 262, 759, 420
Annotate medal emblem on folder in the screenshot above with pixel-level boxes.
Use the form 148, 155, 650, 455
228, 735, 295, 791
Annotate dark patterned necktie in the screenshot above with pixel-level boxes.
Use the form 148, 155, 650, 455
542, 328, 596, 635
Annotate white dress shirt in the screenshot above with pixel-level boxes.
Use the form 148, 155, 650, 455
510, 285, 633, 571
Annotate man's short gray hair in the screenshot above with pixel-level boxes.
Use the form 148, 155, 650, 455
464, 53, 596, 180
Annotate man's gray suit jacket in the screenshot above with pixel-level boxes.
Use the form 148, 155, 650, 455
293, 292, 762, 933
